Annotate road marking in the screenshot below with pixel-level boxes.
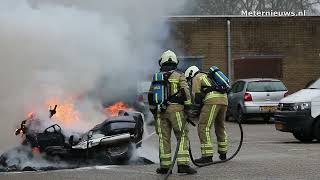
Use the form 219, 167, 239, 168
243, 141, 283, 144
287, 148, 307, 151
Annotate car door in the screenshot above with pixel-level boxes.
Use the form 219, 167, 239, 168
312, 97, 320, 118
37, 125, 65, 148
228, 81, 242, 115
228, 82, 238, 113
233, 81, 246, 112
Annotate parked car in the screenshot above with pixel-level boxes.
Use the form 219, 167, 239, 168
227, 78, 288, 122
275, 78, 320, 142
134, 81, 154, 125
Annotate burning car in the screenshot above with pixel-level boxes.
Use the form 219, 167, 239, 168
0, 109, 144, 170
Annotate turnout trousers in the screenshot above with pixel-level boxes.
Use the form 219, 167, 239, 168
198, 104, 228, 157
155, 110, 190, 168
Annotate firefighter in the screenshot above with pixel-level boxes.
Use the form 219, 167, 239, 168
149, 50, 197, 174
185, 65, 228, 163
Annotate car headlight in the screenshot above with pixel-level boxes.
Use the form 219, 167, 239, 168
292, 102, 311, 111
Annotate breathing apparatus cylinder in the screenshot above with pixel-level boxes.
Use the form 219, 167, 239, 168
150, 72, 168, 112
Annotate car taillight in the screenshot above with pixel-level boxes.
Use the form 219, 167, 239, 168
284, 91, 289, 97
244, 92, 252, 101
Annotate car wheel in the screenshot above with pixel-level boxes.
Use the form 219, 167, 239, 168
107, 144, 134, 163
293, 132, 314, 142
236, 107, 246, 123
313, 119, 320, 141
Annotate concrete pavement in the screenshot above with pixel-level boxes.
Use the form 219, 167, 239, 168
1, 121, 320, 180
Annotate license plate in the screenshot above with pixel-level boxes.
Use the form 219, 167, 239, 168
260, 106, 277, 112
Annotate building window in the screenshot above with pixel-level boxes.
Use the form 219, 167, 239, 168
178, 56, 204, 72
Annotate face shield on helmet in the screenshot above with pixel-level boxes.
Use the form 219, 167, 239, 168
159, 50, 178, 67
185, 66, 200, 80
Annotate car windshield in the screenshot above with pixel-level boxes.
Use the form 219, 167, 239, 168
247, 81, 287, 92
80, 130, 103, 142
308, 79, 320, 89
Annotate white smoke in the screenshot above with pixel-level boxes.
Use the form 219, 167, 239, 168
0, 0, 188, 151
0, 145, 71, 170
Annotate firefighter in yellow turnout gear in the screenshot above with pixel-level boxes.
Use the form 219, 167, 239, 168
149, 50, 197, 175
185, 65, 228, 163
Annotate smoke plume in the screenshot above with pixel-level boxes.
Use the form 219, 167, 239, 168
0, 0, 187, 151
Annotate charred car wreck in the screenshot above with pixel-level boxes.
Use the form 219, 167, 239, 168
0, 110, 145, 171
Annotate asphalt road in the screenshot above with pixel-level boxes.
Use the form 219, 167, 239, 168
1, 120, 320, 180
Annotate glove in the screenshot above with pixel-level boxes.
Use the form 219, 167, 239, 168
184, 105, 200, 118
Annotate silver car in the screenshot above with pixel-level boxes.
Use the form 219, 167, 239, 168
228, 78, 288, 122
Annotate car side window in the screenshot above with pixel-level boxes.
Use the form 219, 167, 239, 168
237, 81, 245, 92
231, 82, 239, 93
46, 127, 55, 133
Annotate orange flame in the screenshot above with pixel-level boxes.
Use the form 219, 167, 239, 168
105, 101, 132, 116
16, 112, 34, 136
27, 112, 35, 119
44, 97, 80, 125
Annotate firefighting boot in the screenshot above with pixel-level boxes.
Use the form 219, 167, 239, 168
194, 156, 213, 164
177, 165, 197, 174
156, 167, 172, 174
219, 153, 227, 160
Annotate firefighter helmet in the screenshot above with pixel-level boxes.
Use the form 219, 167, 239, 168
159, 50, 178, 66
185, 65, 200, 79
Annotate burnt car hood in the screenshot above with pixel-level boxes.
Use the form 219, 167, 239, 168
91, 116, 138, 136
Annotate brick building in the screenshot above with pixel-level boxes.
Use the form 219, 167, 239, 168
168, 16, 320, 93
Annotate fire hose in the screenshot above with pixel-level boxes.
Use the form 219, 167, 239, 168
164, 116, 244, 180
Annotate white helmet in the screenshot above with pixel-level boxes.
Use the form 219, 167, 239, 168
159, 50, 178, 66
185, 66, 200, 79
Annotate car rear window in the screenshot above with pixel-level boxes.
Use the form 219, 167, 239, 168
247, 81, 287, 92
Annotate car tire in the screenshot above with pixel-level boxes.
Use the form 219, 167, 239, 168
313, 119, 320, 141
226, 108, 233, 122
236, 107, 246, 123
293, 132, 314, 142
108, 144, 134, 163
